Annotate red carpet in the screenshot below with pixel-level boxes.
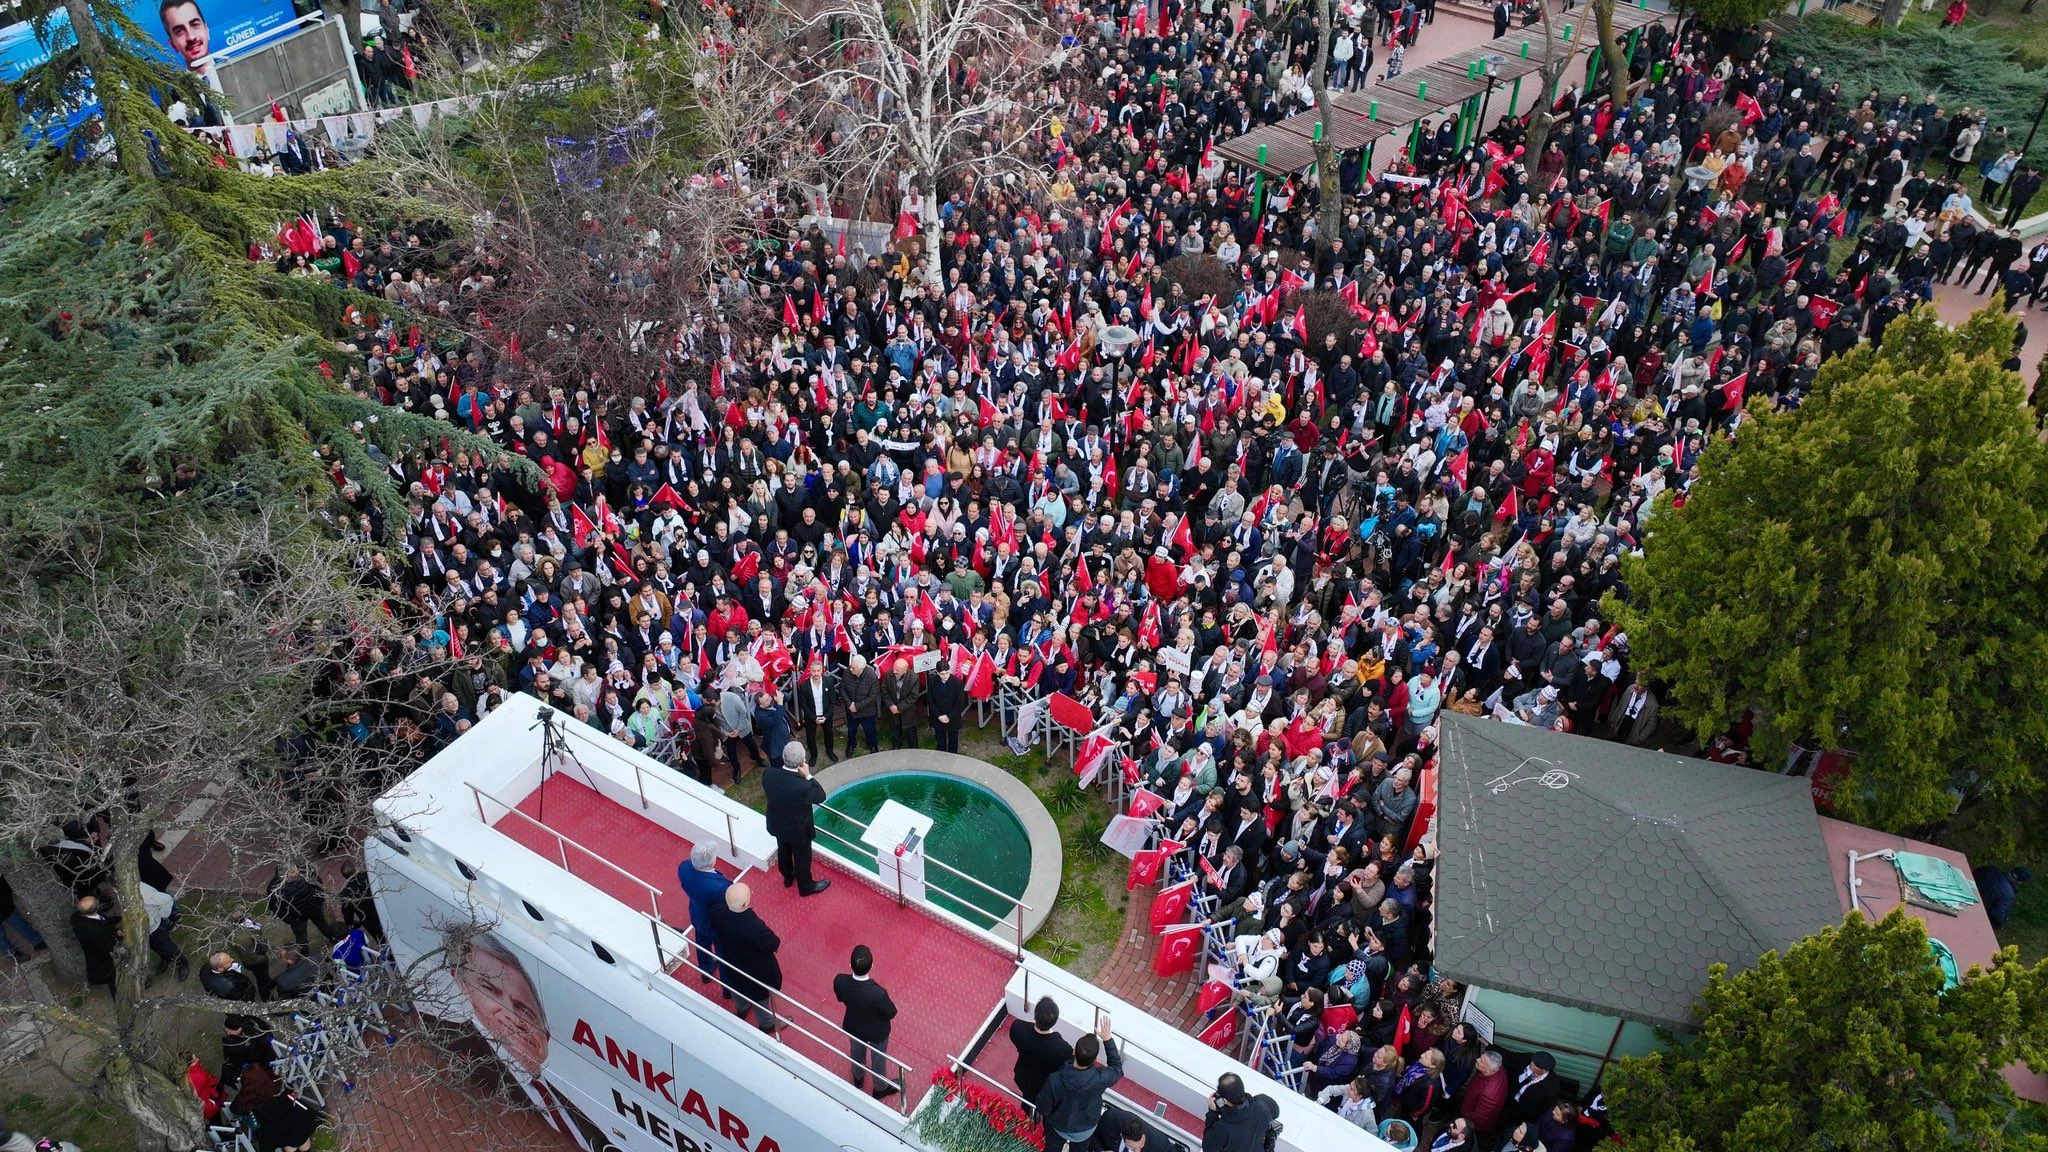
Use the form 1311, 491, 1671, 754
498, 773, 1020, 1099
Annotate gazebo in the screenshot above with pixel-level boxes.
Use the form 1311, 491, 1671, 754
1430, 714, 1844, 1089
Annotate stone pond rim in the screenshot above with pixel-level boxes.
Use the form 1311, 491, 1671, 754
815, 749, 1063, 939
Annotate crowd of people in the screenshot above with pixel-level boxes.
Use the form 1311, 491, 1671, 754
272, 0, 2048, 1145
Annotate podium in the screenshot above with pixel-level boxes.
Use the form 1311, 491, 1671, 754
861, 799, 932, 905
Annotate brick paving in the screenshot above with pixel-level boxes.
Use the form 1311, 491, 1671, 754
1090, 883, 1202, 1033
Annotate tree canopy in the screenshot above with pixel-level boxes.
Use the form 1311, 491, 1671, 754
1607, 303, 2048, 858
1605, 909, 2048, 1152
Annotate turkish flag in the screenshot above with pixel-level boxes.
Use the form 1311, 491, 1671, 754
1154, 924, 1203, 977
731, 548, 760, 584
1171, 514, 1195, 560
1718, 373, 1748, 411
1320, 1005, 1358, 1035
1196, 1009, 1240, 1049
1444, 448, 1468, 488
782, 295, 800, 330
1494, 488, 1519, 523
966, 652, 997, 701
1128, 848, 1167, 890
651, 483, 684, 510
569, 504, 598, 550
1196, 979, 1235, 1016
1149, 879, 1196, 930
1127, 787, 1169, 819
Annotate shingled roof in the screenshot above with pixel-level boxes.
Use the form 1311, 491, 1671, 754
1431, 714, 1842, 1030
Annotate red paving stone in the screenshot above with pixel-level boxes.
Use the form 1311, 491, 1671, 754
1093, 880, 1202, 1033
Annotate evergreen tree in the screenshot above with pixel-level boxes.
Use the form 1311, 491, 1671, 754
1608, 304, 2048, 857
1606, 909, 2048, 1152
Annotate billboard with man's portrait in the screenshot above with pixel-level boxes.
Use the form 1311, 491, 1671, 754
0, 0, 298, 83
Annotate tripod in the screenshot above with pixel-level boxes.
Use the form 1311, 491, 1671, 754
531, 704, 601, 826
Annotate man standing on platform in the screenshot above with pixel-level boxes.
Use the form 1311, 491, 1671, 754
677, 844, 731, 984
763, 742, 831, 896
833, 944, 900, 1098
928, 659, 967, 753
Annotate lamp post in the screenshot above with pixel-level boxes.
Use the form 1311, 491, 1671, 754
2023, 85, 2048, 161
1477, 60, 1502, 140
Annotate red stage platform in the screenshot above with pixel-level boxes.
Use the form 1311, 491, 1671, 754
496, 773, 1020, 1101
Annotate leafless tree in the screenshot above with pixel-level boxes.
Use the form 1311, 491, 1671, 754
1591, 0, 1629, 111
767, 0, 1066, 287
379, 27, 809, 404
1305, 0, 1341, 257
0, 513, 498, 1149
1521, 0, 1577, 183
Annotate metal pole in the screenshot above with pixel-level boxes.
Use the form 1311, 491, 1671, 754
635, 762, 648, 810
726, 813, 737, 859
558, 836, 570, 871
2023, 85, 2048, 160
1479, 73, 1498, 135
1510, 76, 1522, 116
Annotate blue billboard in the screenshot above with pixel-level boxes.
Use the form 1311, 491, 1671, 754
0, 0, 300, 84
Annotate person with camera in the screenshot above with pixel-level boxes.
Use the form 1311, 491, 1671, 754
1202, 1073, 1282, 1152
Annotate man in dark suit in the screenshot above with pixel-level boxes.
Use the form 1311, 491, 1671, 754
927, 661, 968, 753
793, 661, 840, 765
707, 883, 782, 1032
833, 945, 900, 1098
1010, 995, 1073, 1115
1507, 1052, 1563, 1127
71, 895, 118, 998
1463, 625, 1506, 701
761, 742, 831, 896
1493, 0, 1511, 37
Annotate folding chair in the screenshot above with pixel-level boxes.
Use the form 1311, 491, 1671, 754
209, 1121, 257, 1152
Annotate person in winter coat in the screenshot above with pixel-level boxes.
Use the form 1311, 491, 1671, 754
1307, 1029, 1365, 1095
840, 653, 881, 754
677, 844, 732, 982
1457, 1050, 1510, 1145
881, 657, 921, 749
266, 865, 340, 948
1037, 1017, 1123, 1152
706, 883, 782, 1032
1201, 1073, 1282, 1152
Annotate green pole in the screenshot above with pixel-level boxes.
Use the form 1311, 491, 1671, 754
1520, 39, 1529, 58
1368, 99, 1379, 119
1258, 143, 1268, 165
1252, 172, 1266, 219
1626, 27, 1640, 65
1467, 60, 1482, 79
1586, 44, 1601, 87
1509, 76, 1521, 116
1409, 121, 1423, 163
1417, 80, 1428, 102
1362, 140, 1375, 186
1313, 121, 1323, 141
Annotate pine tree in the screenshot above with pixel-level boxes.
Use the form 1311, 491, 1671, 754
1607, 303, 2048, 857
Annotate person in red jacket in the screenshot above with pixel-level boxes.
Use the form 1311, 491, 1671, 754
1458, 1050, 1510, 1149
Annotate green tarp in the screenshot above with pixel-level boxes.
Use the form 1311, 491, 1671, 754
1892, 852, 1981, 911
1929, 938, 1961, 990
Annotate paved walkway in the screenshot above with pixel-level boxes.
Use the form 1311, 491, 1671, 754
1092, 882, 1202, 1032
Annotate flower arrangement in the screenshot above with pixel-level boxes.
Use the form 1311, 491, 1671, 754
911, 1069, 1046, 1152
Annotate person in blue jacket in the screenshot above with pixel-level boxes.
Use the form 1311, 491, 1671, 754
677, 843, 731, 985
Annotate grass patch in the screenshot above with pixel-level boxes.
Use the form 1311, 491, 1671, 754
0, 1092, 134, 1152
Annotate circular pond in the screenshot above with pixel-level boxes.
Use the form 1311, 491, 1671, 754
818, 771, 1031, 930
